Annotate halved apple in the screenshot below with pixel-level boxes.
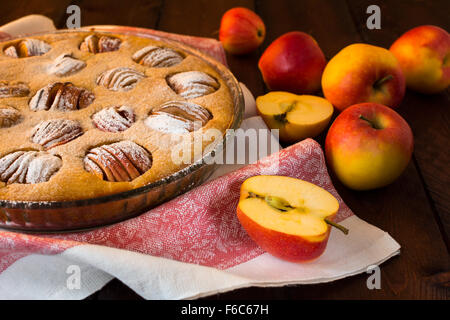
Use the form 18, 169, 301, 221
237, 175, 347, 262
256, 92, 334, 143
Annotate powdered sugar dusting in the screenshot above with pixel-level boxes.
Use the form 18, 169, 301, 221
29, 82, 94, 111
98, 36, 121, 53
26, 153, 62, 184
96, 67, 146, 92
49, 53, 86, 77
116, 140, 152, 173
4, 39, 51, 58
0, 81, 29, 98
21, 39, 51, 57
167, 71, 219, 99
4, 46, 18, 58
157, 101, 211, 123
0, 107, 20, 128
84, 141, 152, 182
92, 106, 135, 132
132, 45, 184, 68
144, 112, 192, 134
31, 119, 83, 149
144, 100, 211, 134
0, 151, 61, 184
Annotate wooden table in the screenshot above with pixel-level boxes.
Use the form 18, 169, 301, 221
1, 0, 448, 299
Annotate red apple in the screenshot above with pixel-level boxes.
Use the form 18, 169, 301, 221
237, 175, 347, 262
390, 25, 450, 94
325, 103, 413, 190
219, 7, 265, 55
258, 31, 326, 94
322, 44, 406, 112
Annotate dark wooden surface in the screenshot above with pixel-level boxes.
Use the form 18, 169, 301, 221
1, 0, 448, 299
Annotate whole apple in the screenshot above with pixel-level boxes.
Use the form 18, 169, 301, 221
258, 31, 326, 94
322, 44, 406, 112
219, 7, 265, 55
325, 103, 413, 190
390, 25, 450, 94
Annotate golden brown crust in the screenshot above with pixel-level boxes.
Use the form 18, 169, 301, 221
0, 31, 234, 201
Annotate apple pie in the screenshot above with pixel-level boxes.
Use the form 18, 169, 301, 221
0, 31, 234, 201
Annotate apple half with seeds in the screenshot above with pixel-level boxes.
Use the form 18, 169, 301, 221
237, 175, 347, 262
256, 92, 334, 143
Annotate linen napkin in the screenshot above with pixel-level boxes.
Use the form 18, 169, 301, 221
0, 16, 400, 300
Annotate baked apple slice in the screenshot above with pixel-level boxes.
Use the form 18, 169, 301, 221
4, 39, 51, 58
256, 92, 334, 143
49, 53, 86, 77
0, 151, 62, 184
84, 141, 152, 182
0, 106, 21, 128
144, 101, 211, 134
31, 119, 83, 150
0, 81, 29, 98
237, 175, 348, 262
79, 34, 121, 53
96, 67, 146, 92
92, 106, 135, 132
29, 82, 95, 111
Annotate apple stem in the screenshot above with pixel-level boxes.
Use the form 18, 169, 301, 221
324, 218, 349, 235
373, 74, 393, 89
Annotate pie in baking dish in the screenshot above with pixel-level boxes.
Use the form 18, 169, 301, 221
0, 31, 234, 201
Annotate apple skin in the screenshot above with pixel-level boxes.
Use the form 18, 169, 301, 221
390, 25, 450, 94
322, 44, 406, 112
258, 31, 326, 94
325, 103, 413, 190
219, 7, 266, 55
237, 206, 333, 262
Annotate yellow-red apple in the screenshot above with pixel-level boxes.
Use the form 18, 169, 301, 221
237, 175, 347, 262
325, 103, 413, 190
322, 44, 406, 112
219, 7, 265, 55
256, 91, 334, 143
390, 25, 450, 94
258, 31, 326, 94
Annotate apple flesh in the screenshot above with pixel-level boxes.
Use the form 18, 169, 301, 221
256, 91, 334, 143
322, 43, 406, 112
219, 7, 266, 55
258, 31, 326, 94
325, 103, 414, 190
237, 175, 343, 262
390, 25, 450, 94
